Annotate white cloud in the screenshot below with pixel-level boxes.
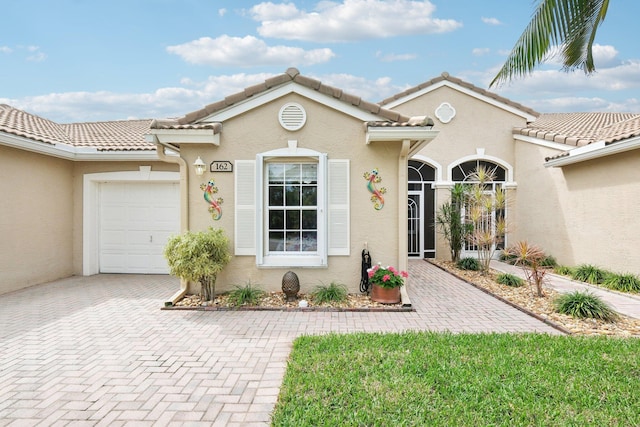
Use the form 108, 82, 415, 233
481, 17, 501, 26
0, 46, 12, 54
375, 51, 417, 62
251, 0, 462, 42
25, 46, 46, 62
166, 35, 335, 67
472, 48, 490, 57
218, 8, 227, 17
592, 44, 619, 67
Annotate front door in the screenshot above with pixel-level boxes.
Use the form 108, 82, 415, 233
408, 160, 436, 258
408, 191, 422, 257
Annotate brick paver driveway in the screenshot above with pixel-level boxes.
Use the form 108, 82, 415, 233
0, 260, 560, 426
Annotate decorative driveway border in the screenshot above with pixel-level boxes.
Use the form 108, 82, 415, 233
0, 261, 561, 426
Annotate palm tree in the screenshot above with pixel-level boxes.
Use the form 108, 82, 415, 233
490, 0, 610, 87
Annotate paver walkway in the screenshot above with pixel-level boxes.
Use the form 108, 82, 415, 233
0, 260, 560, 426
491, 260, 640, 320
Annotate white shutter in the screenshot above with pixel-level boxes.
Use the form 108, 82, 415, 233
328, 159, 350, 255
235, 160, 256, 255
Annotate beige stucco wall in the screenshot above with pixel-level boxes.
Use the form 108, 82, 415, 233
179, 93, 403, 293
0, 146, 74, 294
514, 142, 640, 275
70, 161, 179, 275
390, 85, 530, 259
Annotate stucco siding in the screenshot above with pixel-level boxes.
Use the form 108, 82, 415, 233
182, 93, 403, 293
0, 146, 74, 294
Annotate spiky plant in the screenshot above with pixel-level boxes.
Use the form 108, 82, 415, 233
496, 273, 525, 287
312, 282, 348, 304
554, 291, 616, 321
228, 282, 264, 306
572, 264, 608, 285
505, 241, 547, 297
603, 273, 640, 293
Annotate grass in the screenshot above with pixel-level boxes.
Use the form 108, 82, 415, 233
496, 273, 525, 287
272, 332, 640, 426
602, 273, 640, 293
554, 291, 616, 321
227, 282, 264, 306
311, 282, 348, 304
571, 264, 610, 285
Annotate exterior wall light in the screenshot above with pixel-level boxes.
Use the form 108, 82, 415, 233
193, 156, 206, 176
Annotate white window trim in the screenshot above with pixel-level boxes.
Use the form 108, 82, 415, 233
257, 147, 327, 268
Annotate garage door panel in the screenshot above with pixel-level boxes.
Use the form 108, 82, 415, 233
99, 182, 179, 274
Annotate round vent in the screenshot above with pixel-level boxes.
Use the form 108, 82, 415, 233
279, 103, 307, 131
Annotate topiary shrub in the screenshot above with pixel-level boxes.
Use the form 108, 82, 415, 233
603, 273, 640, 293
457, 257, 480, 271
164, 227, 231, 301
496, 273, 525, 287
228, 282, 264, 306
554, 291, 616, 321
571, 264, 609, 285
312, 282, 348, 304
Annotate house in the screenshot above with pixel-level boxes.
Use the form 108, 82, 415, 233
1, 68, 638, 297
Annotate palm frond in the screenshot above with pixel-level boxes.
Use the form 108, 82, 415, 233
491, 0, 609, 87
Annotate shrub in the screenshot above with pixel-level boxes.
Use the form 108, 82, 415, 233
496, 273, 525, 287
164, 227, 231, 301
603, 273, 640, 293
499, 251, 517, 264
540, 255, 557, 268
228, 283, 264, 306
312, 282, 348, 304
504, 241, 547, 297
554, 265, 573, 276
554, 291, 616, 321
457, 257, 480, 271
572, 264, 609, 285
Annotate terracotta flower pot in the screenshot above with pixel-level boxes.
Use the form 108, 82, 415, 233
371, 284, 401, 304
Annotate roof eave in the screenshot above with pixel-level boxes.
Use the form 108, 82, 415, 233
146, 129, 220, 146
545, 136, 640, 167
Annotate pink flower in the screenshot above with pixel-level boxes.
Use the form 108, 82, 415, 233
401, 271, 408, 278
382, 274, 390, 282
388, 266, 397, 274
368, 270, 375, 278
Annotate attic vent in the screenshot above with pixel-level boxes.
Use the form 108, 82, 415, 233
279, 103, 307, 131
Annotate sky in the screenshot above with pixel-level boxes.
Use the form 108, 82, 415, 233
1, 0, 639, 123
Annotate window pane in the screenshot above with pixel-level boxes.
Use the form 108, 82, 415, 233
285, 185, 300, 206
302, 186, 316, 206
285, 232, 300, 251
286, 210, 300, 229
269, 232, 284, 251
302, 231, 317, 251
302, 210, 317, 229
269, 210, 284, 229
268, 164, 284, 183
301, 164, 317, 184
269, 187, 283, 206
284, 164, 301, 183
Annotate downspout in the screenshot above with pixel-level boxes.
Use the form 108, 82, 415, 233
155, 140, 191, 305
398, 139, 412, 307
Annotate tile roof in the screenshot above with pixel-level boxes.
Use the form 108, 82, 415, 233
378, 72, 539, 118
514, 112, 640, 147
157, 68, 411, 127
0, 104, 154, 151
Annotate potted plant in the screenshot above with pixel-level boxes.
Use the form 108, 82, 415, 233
367, 263, 408, 304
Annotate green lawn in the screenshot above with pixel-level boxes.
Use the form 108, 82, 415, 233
271, 332, 640, 426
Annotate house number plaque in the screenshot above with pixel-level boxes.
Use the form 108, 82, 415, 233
210, 161, 233, 172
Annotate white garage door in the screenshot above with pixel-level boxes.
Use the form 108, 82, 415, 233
99, 182, 179, 274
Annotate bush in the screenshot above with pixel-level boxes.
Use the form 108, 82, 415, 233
554, 291, 616, 321
554, 265, 573, 276
603, 273, 640, 293
540, 255, 557, 268
228, 283, 264, 306
312, 282, 348, 304
496, 273, 525, 287
571, 264, 609, 285
499, 251, 517, 264
457, 257, 480, 271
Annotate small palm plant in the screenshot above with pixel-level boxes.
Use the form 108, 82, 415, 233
505, 241, 547, 297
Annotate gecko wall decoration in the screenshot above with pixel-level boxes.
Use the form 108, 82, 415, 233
363, 168, 386, 210
201, 179, 223, 220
